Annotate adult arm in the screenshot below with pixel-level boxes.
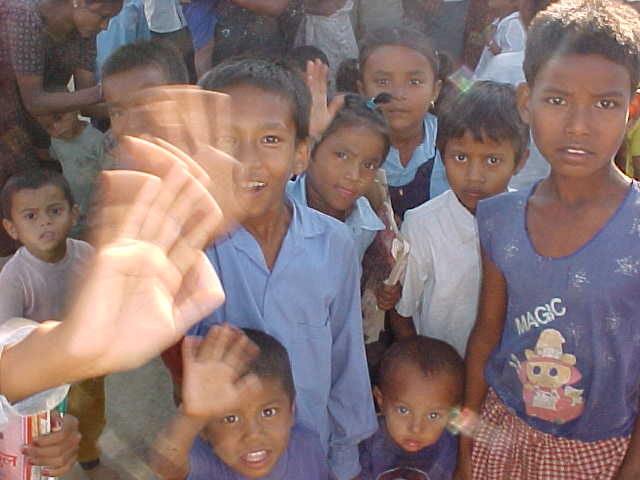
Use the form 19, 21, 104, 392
456, 251, 507, 479
73, 68, 108, 119
230, 0, 288, 16
328, 242, 378, 480
0, 137, 225, 404
15, 73, 101, 116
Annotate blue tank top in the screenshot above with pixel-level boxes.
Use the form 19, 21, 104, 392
476, 181, 640, 441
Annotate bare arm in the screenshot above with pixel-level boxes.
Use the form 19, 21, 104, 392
457, 251, 507, 479
15, 73, 101, 116
388, 308, 416, 341
73, 68, 108, 119
614, 405, 640, 479
150, 410, 206, 480
230, 0, 288, 16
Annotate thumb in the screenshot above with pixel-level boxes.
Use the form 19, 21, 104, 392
182, 336, 202, 364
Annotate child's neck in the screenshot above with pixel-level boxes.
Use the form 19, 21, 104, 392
30, 240, 68, 264
391, 122, 425, 168
242, 202, 292, 270
495, 6, 518, 20
305, 180, 348, 222
543, 165, 629, 207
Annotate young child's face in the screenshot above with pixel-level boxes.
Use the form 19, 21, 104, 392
443, 130, 521, 214
518, 53, 632, 179
374, 363, 460, 453
3, 185, 77, 263
103, 65, 170, 139
306, 125, 385, 219
36, 111, 83, 141
359, 45, 440, 137
220, 84, 308, 222
203, 378, 294, 478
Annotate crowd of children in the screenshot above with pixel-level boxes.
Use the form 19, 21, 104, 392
1, 0, 640, 479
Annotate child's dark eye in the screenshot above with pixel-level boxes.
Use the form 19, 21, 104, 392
222, 414, 240, 424
24, 212, 36, 221
262, 135, 280, 145
261, 407, 277, 418
596, 99, 617, 109
396, 406, 409, 415
336, 151, 349, 160
427, 412, 441, 421
486, 156, 500, 166
375, 78, 390, 87
546, 97, 566, 106
409, 78, 424, 86
50, 207, 62, 215
362, 160, 379, 171
453, 154, 467, 163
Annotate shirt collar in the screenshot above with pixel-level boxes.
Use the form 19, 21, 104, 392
384, 114, 438, 187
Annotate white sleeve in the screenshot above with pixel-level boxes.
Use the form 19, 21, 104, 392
0, 319, 69, 426
395, 214, 434, 318
501, 18, 526, 53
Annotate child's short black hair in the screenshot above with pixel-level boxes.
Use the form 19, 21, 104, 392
287, 45, 330, 72
312, 94, 390, 160
336, 58, 359, 93
242, 329, 296, 405
359, 23, 440, 80
199, 56, 311, 142
377, 336, 464, 399
437, 81, 529, 165
1, 168, 75, 220
101, 40, 189, 85
524, 0, 640, 90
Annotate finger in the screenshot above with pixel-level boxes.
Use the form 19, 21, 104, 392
327, 93, 346, 120
221, 328, 259, 374
40, 453, 79, 477
88, 171, 162, 247
158, 170, 219, 257
173, 252, 226, 334
140, 136, 211, 185
25, 432, 80, 464
182, 335, 203, 364
197, 324, 234, 363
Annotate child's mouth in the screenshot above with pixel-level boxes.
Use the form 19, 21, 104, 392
241, 449, 270, 468
243, 181, 267, 192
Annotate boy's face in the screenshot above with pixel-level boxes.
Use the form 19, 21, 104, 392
219, 84, 308, 221
518, 53, 631, 179
36, 111, 83, 141
203, 378, 294, 478
3, 185, 78, 263
443, 130, 522, 214
306, 125, 385, 219
374, 363, 460, 453
103, 66, 170, 139
359, 45, 441, 136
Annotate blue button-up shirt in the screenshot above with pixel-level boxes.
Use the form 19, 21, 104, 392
286, 174, 384, 263
190, 197, 377, 479
383, 113, 449, 197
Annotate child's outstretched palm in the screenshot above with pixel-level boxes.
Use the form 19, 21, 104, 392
181, 325, 261, 421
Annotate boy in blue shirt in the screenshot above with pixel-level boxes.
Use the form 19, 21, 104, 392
189, 57, 377, 480
359, 336, 462, 480
152, 326, 329, 480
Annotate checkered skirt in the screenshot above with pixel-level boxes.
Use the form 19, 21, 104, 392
471, 389, 630, 480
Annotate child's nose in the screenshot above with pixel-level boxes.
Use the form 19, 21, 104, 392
565, 104, 591, 136
408, 417, 424, 434
466, 161, 485, 184
343, 160, 361, 182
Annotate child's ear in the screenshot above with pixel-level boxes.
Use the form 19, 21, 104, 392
71, 204, 80, 226
2, 219, 18, 241
516, 83, 532, 125
292, 139, 310, 176
373, 386, 384, 410
514, 147, 530, 175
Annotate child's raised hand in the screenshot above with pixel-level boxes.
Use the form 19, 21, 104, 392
376, 282, 402, 311
181, 325, 261, 422
305, 59, 345, 140
22, 413, 80, 477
